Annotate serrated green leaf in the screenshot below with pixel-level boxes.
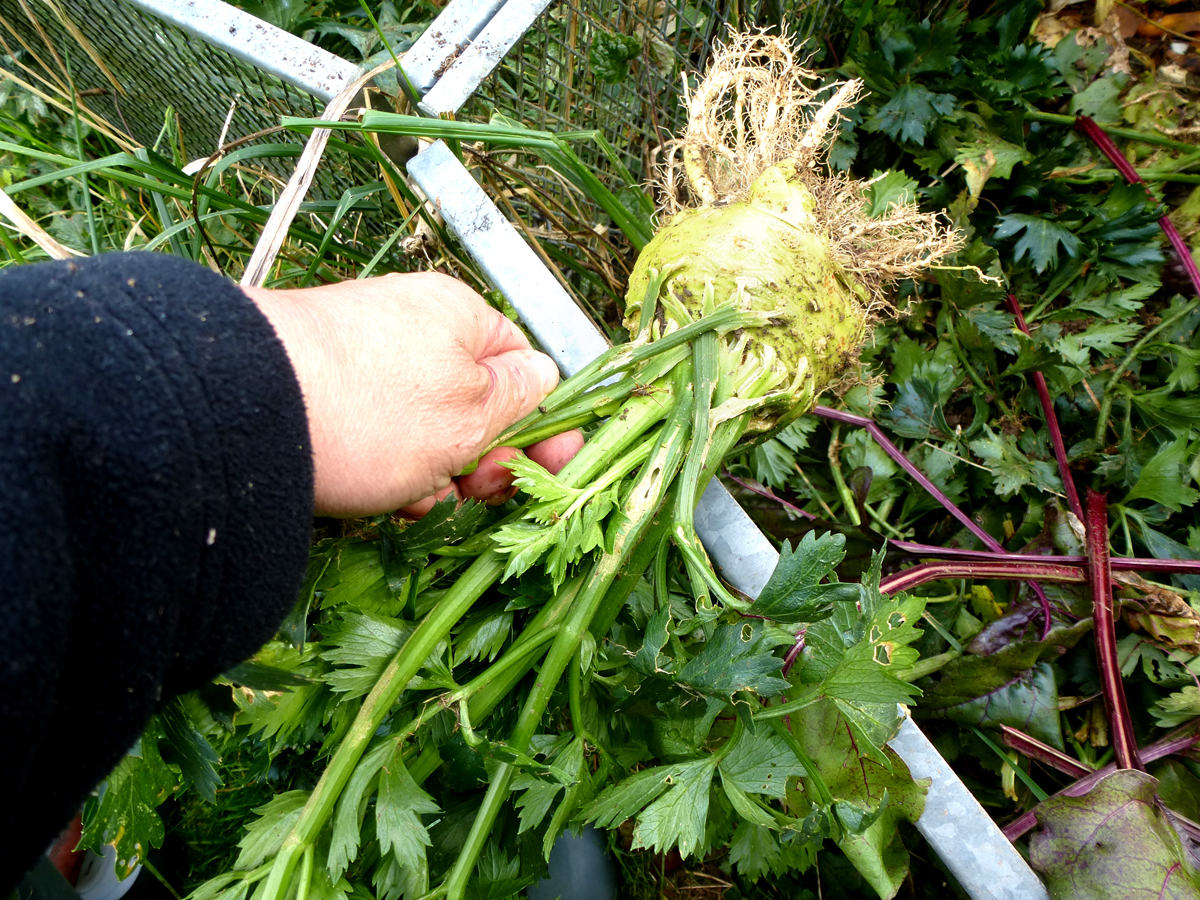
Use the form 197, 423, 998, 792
584, 761, 693, 828
329, 740, 392, 879
321, 612, 412, 699
1072, 321, 1144, 358
867, 83, 956, 145
864, 170, 918, 217
234, 790, 310, 870
454, 604, 513, 664
720, 727, 807, 799
994, 214, 1081, 273
379, 495, 487, 570
953, 136, 1031, 196
753, 532, 859, 625
630, 757, 718, 858
158, 696, 222, 803
632, 606, 674, 676
969, 426, 1063, 498
677, 621, 791, 699
1122, 437, 1200, 512
377, 744, 440, 871
728, 822, 783, 881
1152, 685, 1200, 728
78, 731, 175, 877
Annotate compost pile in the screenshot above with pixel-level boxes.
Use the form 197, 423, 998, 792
49, 1, 1200, 898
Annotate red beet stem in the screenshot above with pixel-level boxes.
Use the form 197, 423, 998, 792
1005, 294, 1085, 522
1074, 115, 1200, 298
1002, 722, 1200, 841
999, 725, 1093, 778
889, 539, 1200, 574
813, 406, 1054, 635
1085, 489, 1144, 772
879, 559, 1087, 594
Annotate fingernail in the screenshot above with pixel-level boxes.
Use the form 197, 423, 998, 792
530, 353, 560, 395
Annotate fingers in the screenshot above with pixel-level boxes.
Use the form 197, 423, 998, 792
457, 446, 523, 506
399, 482, 459, 519
526, 430, 585, 475
412, 431, 587, 517
478, 348, 561, 438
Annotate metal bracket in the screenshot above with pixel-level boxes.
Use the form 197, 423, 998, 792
407, 138, 1051, 900
405, 0, 555, 117
125, 0, 363, 102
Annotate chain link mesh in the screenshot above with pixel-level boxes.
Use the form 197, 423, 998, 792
0, 0, 839, 287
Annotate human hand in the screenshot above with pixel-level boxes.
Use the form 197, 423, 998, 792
244, 273, 583, 518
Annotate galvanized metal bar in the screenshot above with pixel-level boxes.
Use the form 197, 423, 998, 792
417, 0, 555, 116
401, 0, 507, 95
890, 718, 1051, 900
125, 0, 363, 102
406, 137, 1049, 900
692, 489, 1051, 900
405, 141, 608, 375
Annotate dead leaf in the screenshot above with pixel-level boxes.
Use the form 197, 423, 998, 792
1116, 572, 1200, 653
1137, 10, 1200, 37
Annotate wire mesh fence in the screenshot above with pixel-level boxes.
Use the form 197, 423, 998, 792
464, 0, 843, 318
0, 0, 843, 292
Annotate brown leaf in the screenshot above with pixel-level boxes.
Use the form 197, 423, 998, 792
1136, 10, 1200, 37
1116, 572, 1200, 653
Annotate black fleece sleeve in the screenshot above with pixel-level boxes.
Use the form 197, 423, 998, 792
0, 253, 314, 889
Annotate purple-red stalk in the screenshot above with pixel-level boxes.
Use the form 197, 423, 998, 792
1002, 723, 1200, 841
1086, 489, 1144, 772
781, 627, 806, 676
1005, 294, 1085, 523
1074, 115, 1200, 299
722, 470, 816, 520
812, 405, 1054, 635
999, 725, 1093, 778
879, 559, 1087, 595
889, 539, 1200, 575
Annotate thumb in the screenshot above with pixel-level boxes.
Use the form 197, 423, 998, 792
479, 349, 560, 438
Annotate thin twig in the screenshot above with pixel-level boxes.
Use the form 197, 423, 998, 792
722, 470, 816, 520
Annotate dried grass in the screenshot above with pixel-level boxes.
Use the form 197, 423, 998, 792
656, 30, 962, 310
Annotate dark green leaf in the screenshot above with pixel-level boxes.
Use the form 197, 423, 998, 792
720, 727, 807, 799
1122, 437, 1200, 512
630, 757, 718, 858
377, 744, 440, 871
233, 791, 310, 870
589, 31, 640, 84
632, 606, 675, 676
158, 697, 222, 803
994, 214, 1081, 273
866, 84, 956, 145
754, 532, 857, 624
78, 731, 175, 877
676, 621, 791, 699
864, 170, 918, 217
223, 660, 314, 691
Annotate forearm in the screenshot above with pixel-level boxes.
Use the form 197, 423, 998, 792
0, 252, 314, 889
